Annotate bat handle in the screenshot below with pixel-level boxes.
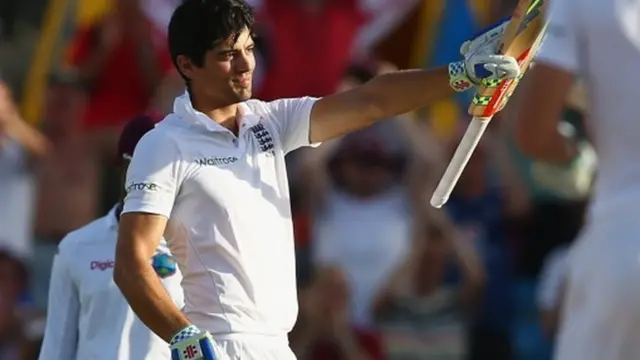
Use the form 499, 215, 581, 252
430, 116, 492, 208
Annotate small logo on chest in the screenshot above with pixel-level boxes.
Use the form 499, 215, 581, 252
249, 124, 275, 156
90, 260, 114, 271
195, 156, 239, 166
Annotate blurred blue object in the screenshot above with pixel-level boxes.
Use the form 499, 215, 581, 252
512, 278, 553, 360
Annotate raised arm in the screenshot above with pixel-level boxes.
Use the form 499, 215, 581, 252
113, 131, 190, 342
38, 248, 79, 360
309, 67, 451, 143
0, 81, 50, 158
309, 21, 521, 143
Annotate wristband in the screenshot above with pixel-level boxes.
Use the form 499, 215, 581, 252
170, 325, 201, 345
448, 61, 474, 92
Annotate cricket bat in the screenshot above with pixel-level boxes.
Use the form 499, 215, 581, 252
430, 0, 549, 208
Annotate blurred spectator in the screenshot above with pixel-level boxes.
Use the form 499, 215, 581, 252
502, 80, 593, 278
65, 0, 173, 163
290, 266, 385, 360
310, 123, 415, 328
375, 209, 484, 359
0, 80, 49, 262
251, 0, 419, 100
297, 61, 438, 330
0, 251, 29, 360
65, 0, 177, 212
31, 77, 97, 310
444, 129, 526, 360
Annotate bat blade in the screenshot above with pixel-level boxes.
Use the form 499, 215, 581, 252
430, 0, 549, 208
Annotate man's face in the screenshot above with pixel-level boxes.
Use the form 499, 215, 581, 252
179, 28, 256, 106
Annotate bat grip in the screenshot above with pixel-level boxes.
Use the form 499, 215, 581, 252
430, 116, 492, 208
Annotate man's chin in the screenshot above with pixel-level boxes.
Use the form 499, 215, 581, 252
234, 88, 252, 101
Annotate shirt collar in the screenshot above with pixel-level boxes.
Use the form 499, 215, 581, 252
173, 92, 260, 133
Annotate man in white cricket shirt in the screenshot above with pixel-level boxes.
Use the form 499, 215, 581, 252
514, 0, 640, 359
38, 115, 184, 360
113, 0, 522, 359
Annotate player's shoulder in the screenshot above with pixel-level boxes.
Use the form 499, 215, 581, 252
58, 214, 114, 256
242, 97, 318, 118
242, 98, 276, 116
138, 114, 182, 144
130, 114, 185, 157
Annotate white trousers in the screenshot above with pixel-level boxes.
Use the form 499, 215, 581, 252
210, 334, 296, 360
554, 210, 640, 360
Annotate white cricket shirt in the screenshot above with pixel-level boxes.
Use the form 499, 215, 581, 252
535, 0, 640, 218
38, 207, 184, 360
122, 93, 319, 335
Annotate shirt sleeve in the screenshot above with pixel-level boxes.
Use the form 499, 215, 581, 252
535, 0, 581, 74
38, 252, 79, 360
264, 97, 320, 154
122, 131, 185, 218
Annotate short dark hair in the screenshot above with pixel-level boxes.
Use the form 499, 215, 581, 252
168, 0, 255, 81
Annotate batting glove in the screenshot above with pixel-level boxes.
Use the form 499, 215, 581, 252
448, 20, 521, 92
170, 325, 219, 360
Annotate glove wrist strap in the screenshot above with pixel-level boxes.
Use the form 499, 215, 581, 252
170, 325, 201, 345
448, 61, 474, 92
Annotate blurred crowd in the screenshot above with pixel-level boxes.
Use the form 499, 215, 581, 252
0, 0, 597, 359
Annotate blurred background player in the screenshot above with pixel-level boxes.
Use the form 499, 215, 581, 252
513, 0, 640, 359
38, 114, 184, 360
0, 79, 49, 266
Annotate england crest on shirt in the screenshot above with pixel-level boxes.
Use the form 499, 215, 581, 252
249, 123, 275, 156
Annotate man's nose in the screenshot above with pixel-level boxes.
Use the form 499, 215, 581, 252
234, 52, 253, 73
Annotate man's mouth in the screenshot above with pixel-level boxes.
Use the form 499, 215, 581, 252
233, 77, 252, 87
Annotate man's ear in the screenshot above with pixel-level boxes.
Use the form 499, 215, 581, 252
176, 55, 196, 81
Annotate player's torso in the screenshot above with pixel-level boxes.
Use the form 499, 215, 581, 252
579, 0, 640, 217
66, 231, 182, 359
166, 119, 298, 335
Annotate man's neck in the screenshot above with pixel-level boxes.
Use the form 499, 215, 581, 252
207, 105, 240, 134
190, 94, 241, 134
